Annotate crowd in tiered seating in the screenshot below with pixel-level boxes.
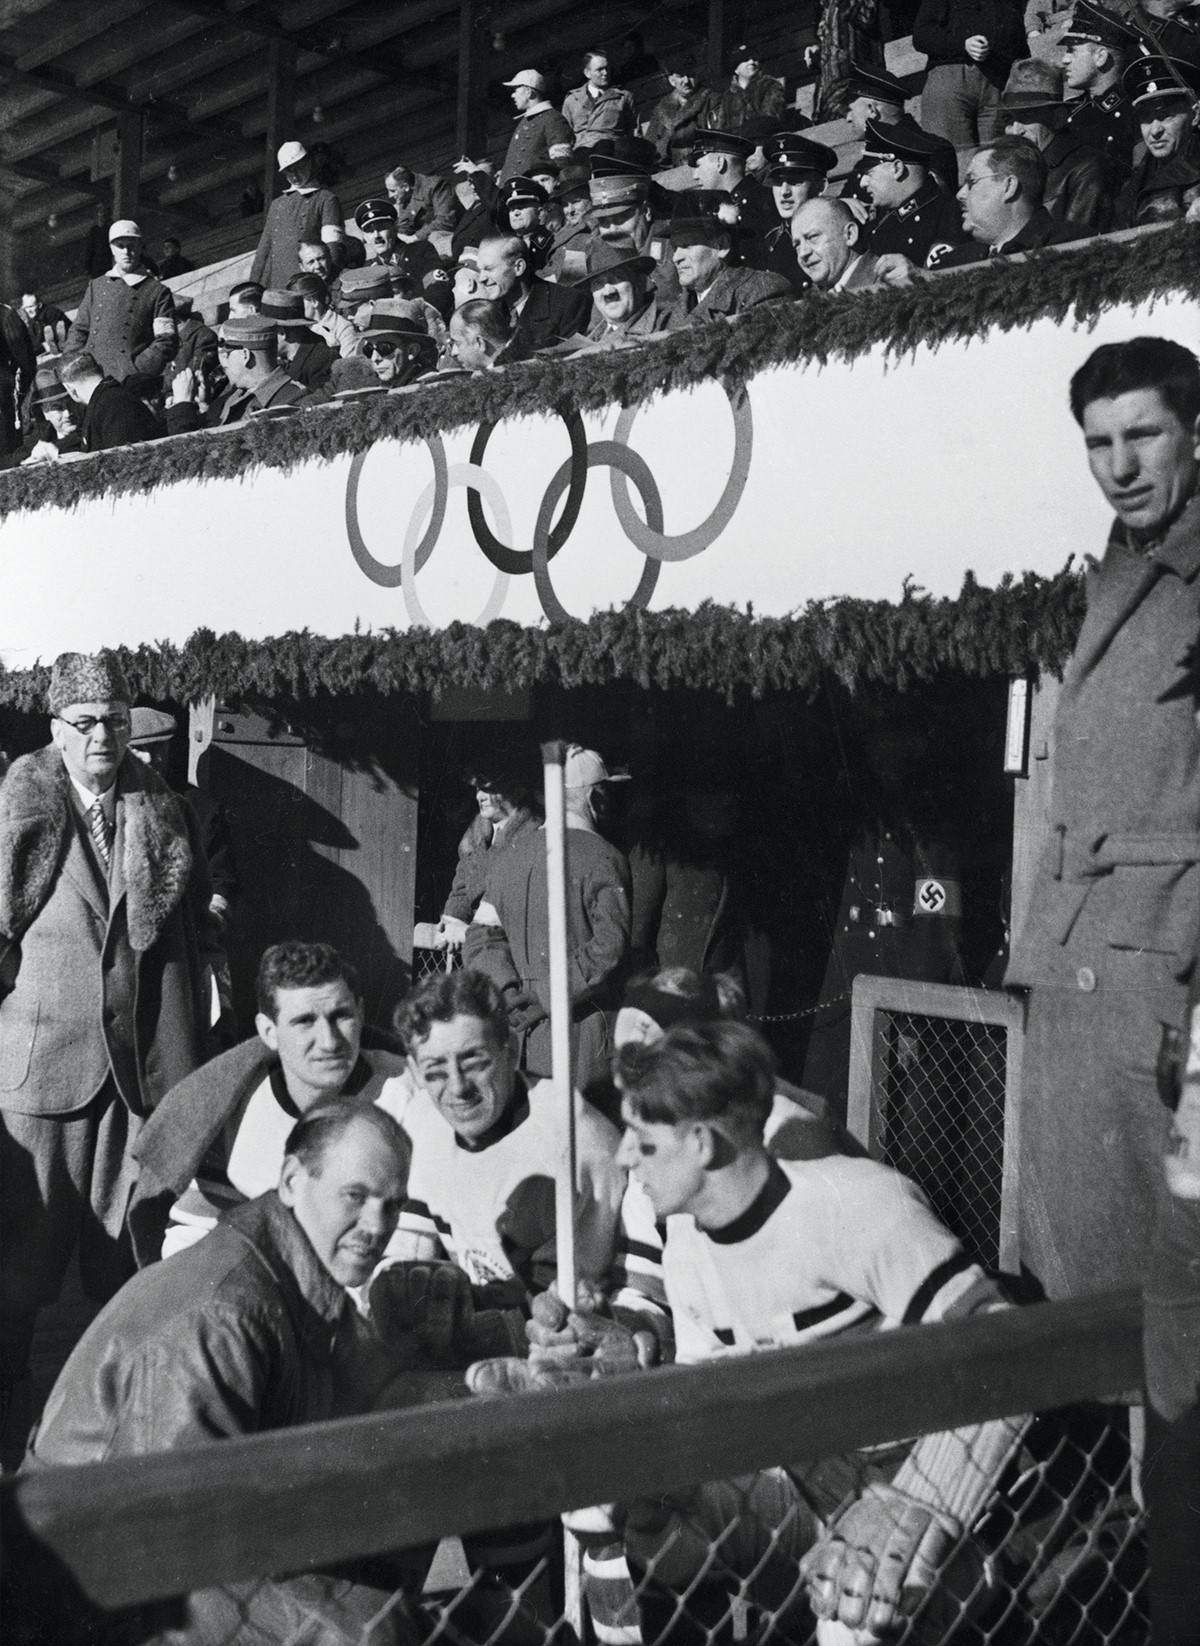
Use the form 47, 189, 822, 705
1, 8, 1198, 465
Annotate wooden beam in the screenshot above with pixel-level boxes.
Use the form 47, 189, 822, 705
456, 0, 490, 156
0, 53, 247, 145
706, 0, 726, 88
166, 0, 452, 96
6, 1290, 1142, 1610
113, 111, 142, 221
262, 38, 297, 208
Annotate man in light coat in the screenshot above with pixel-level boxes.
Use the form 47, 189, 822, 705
0, 651, 212, 1424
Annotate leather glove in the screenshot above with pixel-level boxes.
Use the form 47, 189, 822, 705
527, 1290, 658, 1373
800, 1483, 959, 1638
368, 1261, 525, 1368
466, 1289, 658, 1395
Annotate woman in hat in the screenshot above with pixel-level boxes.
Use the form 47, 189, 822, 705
435, 754, 541, 949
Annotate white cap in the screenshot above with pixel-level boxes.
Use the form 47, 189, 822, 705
563, 745, 631, 788
503, 68, 546, 93
277, 140, 308, 170
108, 219, 143, 242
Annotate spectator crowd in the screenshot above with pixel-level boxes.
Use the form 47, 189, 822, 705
2, 7, 1199, 467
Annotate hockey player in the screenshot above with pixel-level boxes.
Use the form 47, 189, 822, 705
469, 1020, 1025, 1639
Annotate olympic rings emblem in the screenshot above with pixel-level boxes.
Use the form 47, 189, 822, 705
344, 383, 753, 622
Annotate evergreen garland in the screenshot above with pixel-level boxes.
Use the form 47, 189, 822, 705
0, 568, 1085, 710
1, 225, 1195, 522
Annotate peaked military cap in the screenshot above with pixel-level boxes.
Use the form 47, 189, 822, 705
499, 176, 550, 209
1123, 54, 1200, 105
1062, 1, 1139, 49
860, 118, 953, 163
765, 132, 839, 176
847, 60, 911, 105
355, 197, 398, 231
217, 314, 279, 349
690, 128, 754, 160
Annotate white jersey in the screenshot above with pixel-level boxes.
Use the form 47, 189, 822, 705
377, 1072, 624, 1291
625, 1154, 1000, 1365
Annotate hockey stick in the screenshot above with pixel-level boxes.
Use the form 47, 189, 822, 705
541, 740, 578, 1309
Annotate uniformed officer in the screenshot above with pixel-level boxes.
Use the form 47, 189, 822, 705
1060, 1, 1139, 172
585, 157, 681, 303
760, 134, 837, 289
355, 197, 439, 286
860, 121, 972, 265
496, 176, 553, 272
841, 62, 957, 207
690, 128, 773, 265
1141, 0, 1200, 72
1116, 54, 1200, 223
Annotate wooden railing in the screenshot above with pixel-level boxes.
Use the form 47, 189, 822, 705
2, 1290, 1142, 1611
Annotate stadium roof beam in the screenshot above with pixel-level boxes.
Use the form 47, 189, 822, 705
0, 53, 249, 146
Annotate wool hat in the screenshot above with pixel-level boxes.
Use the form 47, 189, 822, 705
108, 219, 143, 242
49, 651, 132, 715
277, 140, 308, 169
129, 706, 177, 746
217, 314, 279, 349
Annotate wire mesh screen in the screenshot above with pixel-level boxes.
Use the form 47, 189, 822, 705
875, 1009, 1009, 1271
80, 1403, 1145, 1646
413, 945, 463, 983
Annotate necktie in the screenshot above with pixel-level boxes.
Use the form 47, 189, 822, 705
88, 798, 113, 869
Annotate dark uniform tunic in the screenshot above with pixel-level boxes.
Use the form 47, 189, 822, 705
1042, 130, 1118, 235
867, 177, 970, 265
1065, 87, 1138, 173
1144, 11, 1200, 71
760, 221, 807, 290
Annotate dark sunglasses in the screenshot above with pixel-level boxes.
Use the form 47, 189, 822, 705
363, 340, 400, 359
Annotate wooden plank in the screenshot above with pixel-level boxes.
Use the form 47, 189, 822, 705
0, 52, 247, 144
6, 1290, 1142, 1609
113, 110, 142, 221
456, 0, 490, 156
262, 37, 296, 206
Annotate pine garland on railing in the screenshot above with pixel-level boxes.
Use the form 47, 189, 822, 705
0, 569, 1086, 710
1, 225, 1195, 522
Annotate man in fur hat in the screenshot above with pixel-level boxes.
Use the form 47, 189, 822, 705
0, 651, 214, 1430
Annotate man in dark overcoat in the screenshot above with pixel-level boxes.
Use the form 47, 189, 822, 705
0, 651, 213, 1420
1005, 336, 1200, 1299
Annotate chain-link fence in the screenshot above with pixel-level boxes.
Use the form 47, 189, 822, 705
6, 1293, 1147, 1646
412, 937, 463, 985
848, 980, 1024, 1272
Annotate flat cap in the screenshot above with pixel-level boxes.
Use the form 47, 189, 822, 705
277, 140, 307, 169
339, 265, 393, 303
49, 651, 132, 715
355, 197, 398, 231
503, 68, 546, 93
129, 706, 177, 746
217, 314, 279, 348
259, 289, 312, 327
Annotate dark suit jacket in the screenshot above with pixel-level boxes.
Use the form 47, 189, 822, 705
686, 265, 792, 322
508, 277, 593, 356
81, 378, 164, 451
932, 206, 1076, 267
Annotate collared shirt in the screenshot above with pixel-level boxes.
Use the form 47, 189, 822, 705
67, 768, 116, 826
832, 253, 865, 291
517, 98, 554, 121
106, 267, 150, 287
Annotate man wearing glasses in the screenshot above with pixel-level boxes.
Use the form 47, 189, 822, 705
0, 652, 214, 1447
